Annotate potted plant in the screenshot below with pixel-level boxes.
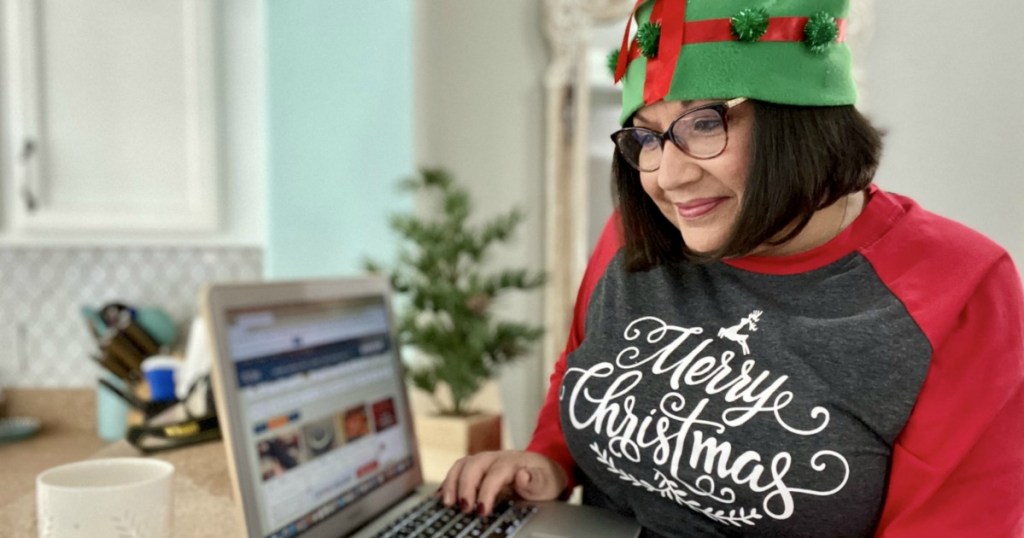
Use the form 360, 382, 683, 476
366, 168, 545, 454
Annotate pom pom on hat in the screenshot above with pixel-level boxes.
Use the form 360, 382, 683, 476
730, 8, 770, 43
607, 49, 620, 78
803, 11, 840, 53
637, 21, 661, 58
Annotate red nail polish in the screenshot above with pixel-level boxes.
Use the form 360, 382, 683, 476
459, 498, 468, 511
476, 503, 486, 517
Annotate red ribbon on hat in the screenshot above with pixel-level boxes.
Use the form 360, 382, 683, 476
613, 0, 689, 101
613, 0, 647, 83
684, 16, 848, 43
643, 0, 686, 105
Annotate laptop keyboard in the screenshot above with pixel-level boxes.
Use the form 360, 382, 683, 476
372, 497, 538, 538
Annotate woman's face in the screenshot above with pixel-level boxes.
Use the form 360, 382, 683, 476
634, 99, 753, 254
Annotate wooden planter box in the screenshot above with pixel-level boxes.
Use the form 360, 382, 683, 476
413, 412, 502, 456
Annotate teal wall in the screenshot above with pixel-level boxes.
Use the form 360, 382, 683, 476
264, 0, 413, 278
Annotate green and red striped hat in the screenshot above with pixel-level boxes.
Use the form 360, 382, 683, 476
613, 0, 857, 124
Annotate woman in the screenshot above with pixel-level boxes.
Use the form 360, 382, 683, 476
440, 1, 1024, 535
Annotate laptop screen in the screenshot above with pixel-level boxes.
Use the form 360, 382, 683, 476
223, 295, 415, 537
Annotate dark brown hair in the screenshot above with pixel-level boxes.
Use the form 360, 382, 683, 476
614, 100, 883, 271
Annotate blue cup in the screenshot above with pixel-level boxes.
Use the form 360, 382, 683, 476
141, 356, 180, 402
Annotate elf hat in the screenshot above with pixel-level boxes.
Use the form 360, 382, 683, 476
612, 0, 857, 124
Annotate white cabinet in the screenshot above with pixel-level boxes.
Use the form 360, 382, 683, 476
1, 0, 218, 237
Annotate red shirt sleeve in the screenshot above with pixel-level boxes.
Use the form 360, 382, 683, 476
526, 212, 623, 492
875, 253, 1024, 536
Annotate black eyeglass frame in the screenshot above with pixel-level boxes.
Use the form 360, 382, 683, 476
611, 97, 748, 171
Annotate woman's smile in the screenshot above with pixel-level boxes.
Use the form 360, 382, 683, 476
675, 197, 729, 220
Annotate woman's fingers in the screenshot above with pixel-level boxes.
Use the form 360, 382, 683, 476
438, 456, 468, 507
436, 454, 460, 506
440, 451, 503, 512
514, 458, 567, 501
439, 450, 569, 517
456, 451, 503, 512
513, 468, 536, 497
475, 460, 520, 516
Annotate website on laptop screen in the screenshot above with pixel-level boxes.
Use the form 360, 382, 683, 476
225, 297, 414, 538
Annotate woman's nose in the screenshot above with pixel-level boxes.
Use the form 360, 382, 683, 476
656, 142, 703, 190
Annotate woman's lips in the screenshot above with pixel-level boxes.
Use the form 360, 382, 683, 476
675, 198, 727, 219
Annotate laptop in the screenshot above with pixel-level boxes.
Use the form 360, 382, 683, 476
203, 276, 641, 538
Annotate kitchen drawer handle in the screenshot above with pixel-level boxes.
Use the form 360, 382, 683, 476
20, 139, 38, 212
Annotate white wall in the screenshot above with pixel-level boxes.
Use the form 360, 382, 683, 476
862, 0, 1024, 270
414, 1, 548, 447
218, 0, 267, 245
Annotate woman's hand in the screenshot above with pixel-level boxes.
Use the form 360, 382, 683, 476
438, 450, 568, 517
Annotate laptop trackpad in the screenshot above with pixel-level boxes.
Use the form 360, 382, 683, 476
520, 502, 641, 538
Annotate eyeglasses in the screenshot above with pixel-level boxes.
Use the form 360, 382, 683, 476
611, 97, 748, 172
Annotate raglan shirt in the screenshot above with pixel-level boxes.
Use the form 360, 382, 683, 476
526, 186, 1024, 537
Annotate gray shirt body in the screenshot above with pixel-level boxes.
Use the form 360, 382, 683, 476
559, 251, 931, 537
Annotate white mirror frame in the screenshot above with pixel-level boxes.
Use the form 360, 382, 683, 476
540, 0, 875, 369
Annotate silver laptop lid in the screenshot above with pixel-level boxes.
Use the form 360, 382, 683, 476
204, 277, 424, 538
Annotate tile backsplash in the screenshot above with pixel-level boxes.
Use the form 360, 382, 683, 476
0, 245, 262, 387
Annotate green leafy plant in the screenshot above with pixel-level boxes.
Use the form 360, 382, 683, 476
365, 168, 546, 416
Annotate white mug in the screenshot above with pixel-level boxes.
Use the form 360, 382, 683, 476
36, 458, 174, 538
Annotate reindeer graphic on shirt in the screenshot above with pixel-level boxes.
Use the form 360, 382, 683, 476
718, 310, 763, 355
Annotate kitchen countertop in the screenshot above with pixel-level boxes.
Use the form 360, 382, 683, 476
0, 389, 458, 537
0, 389, 108, 508
0, 388, 242, 536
